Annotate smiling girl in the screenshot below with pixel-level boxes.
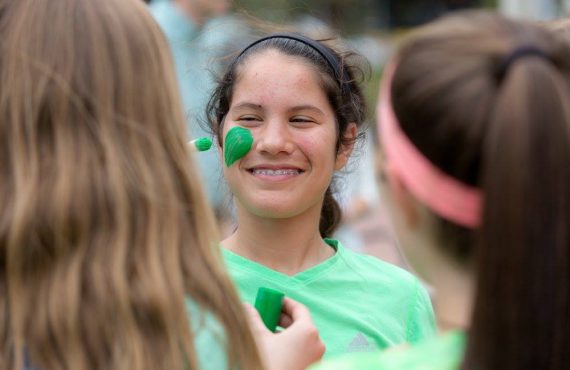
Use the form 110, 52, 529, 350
206, 33, 436, 358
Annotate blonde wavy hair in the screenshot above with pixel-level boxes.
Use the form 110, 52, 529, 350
0, 0, 262, 369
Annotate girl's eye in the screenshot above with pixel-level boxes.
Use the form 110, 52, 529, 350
290, 117, 315, 124
236, 116, 262, 126
238, 116, 259, 122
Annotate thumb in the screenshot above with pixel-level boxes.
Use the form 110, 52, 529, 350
281, 297, 312, 325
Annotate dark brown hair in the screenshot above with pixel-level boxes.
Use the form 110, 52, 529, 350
0, 0, 262, 369
391, 11, 570, 370
206, 34, 367, 237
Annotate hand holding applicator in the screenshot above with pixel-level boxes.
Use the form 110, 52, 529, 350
244, 293, 326, 370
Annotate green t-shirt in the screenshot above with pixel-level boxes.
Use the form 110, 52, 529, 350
222, 239, 436, 359
185, 297, 229, 370
309, 331, 466, 370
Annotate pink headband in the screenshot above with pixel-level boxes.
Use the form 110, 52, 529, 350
377, 62, 483, 229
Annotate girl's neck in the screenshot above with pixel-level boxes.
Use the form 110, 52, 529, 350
429, 253, 474, 333
222, 204, 335, 276
402, 212, 475, 334
433, 278, 473, 332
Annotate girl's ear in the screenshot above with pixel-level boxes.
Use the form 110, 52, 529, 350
334, 123, 357, 170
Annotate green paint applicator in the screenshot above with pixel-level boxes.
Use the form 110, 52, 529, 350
224, 127, 253, 167
254, 287, 285, 332
189, 137, 213, 152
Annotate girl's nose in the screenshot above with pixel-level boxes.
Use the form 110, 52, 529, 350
255, 120, 295, 155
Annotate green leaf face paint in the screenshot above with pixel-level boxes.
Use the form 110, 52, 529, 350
224, 127, 253, 167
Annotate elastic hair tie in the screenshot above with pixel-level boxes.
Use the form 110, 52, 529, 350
237, 33, 350, 95
496, 45, 548, 81
377, 62, 483, 229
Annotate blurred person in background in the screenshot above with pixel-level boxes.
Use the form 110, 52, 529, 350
149, 0, 251, 225
311, 10, 570, 370
548, 17, 570, 39
0, 0, 321, 369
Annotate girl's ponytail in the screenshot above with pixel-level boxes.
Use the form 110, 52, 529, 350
320, 186, 342, 237
466, 53, 570, 370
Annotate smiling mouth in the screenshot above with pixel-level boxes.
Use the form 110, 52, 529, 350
248, 168, 304, 176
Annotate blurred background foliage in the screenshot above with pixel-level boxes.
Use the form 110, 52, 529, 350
234, 0, 499, 35
230, 0, 569, 122
231, 0, 500, 120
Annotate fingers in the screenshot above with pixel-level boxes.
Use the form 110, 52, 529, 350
281, 297, 312, 323
312, 336, 327, 362
279, 312, 293, 328
281, 298, 325, 357
248, 297, 326, 370
243, 303, 271, 335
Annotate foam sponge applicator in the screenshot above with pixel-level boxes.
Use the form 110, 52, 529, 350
254, 287, 285, 332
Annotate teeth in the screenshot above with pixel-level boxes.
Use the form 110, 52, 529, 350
253, 169, 299, 176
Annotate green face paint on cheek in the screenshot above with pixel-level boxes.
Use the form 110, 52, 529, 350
224, 127, 253, 167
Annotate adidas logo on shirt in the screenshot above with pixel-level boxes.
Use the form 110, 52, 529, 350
347, 332, 374, 352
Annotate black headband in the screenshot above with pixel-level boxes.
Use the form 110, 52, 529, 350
237, 33, 351, 95
497, 45, 548, 81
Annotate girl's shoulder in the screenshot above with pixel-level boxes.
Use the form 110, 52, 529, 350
329, 238, 437, 344
331, 238, 419, 288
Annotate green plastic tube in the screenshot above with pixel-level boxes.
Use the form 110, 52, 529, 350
254, 287, 285, 332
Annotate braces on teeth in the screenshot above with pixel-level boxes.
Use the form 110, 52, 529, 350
253, 169, 299, 176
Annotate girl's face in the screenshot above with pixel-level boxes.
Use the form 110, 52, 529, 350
222, 49, 353, 220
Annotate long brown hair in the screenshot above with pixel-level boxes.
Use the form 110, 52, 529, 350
0, 0, 262, 369
390, 12, 570, 370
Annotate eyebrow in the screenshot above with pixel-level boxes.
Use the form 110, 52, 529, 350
288, 105, 325, 116
231, 102, 263, 111
231, 102, 325, 116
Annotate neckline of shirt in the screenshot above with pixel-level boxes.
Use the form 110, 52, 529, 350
222, 238, 345, 286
